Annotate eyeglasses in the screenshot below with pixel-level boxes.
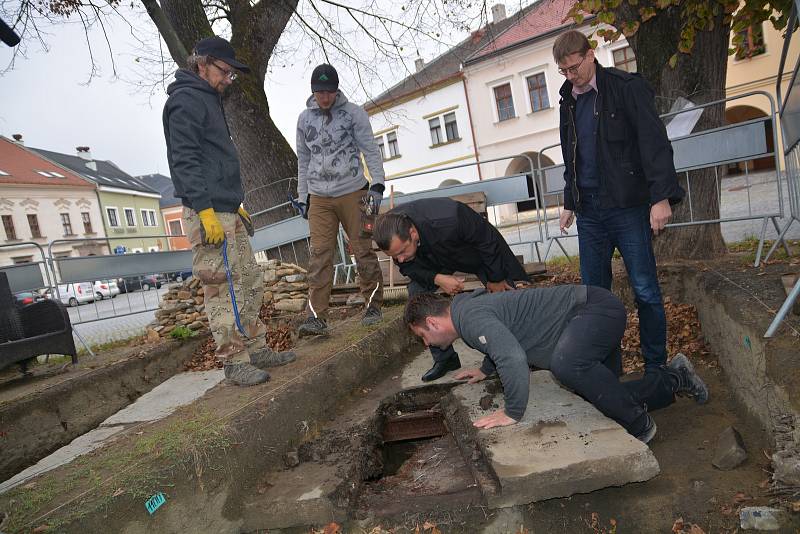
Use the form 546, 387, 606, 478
211, 61, 237, 81
558, 54, 587, 76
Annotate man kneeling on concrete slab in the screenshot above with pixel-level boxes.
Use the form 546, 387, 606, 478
403, 286, 709, 442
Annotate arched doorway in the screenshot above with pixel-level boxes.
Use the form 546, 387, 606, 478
504, 152, 556, 212
439, 179, 462, 188
724, 105, 775, 173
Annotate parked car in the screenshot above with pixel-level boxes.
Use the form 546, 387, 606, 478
44, 282, 96, 307
166, 270, 193, 283
93, 280, 120, 300
118, 274, 163, 292
12, 291, 45, 308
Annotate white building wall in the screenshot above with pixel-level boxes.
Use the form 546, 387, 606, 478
0, 185, 107, 267
368, 80, 480, 198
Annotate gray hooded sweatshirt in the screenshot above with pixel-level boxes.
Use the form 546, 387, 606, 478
296, 91, 385, 201
450, 285, 588, 421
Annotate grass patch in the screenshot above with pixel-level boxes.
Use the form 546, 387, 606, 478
169, 325, 196, 341
76, 336, 141, 357
727, 236, 799, 264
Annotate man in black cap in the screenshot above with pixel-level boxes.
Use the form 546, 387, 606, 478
295, 64, 386, 336
163, 36, 296, 387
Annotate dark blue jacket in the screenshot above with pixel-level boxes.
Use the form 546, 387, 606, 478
558, 62, 685, 212
163, 69, 243, 213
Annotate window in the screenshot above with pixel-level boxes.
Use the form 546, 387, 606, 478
429, 117, 443, 145
0, 169, 8, 176
375, 137, 386, 160
141, 209, 157, 227
27, 214, 42, 238
526, 73, 550, 112
444, 112, 459, 141
12, 255, 33, 264
81, 212, 93, 234
60, 213, 74, 236
2, 215, 17, 240
106, 207, 120, 227
168, 219, 183, 236
494, 83, 515, 121
36, 171, 54, 177
124, 208, 136, 227
50, 171, 65, 178
387, 131, 399, 158
735, 24, 766, 60
613, 46, 637, 72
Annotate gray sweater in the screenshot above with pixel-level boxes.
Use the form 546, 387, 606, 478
296, 92, 385, 201
450, 285, 588, 421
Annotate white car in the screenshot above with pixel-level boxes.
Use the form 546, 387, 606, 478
93, 280, 120, 300
45, 282, 96, 307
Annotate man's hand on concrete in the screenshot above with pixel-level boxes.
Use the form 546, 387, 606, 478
559, 209, 575, 235
473, 410, 517, 429
198, 208, 225, 245
454, 368, 486, 384
434, 274, 465, 295
486, 280, 513, 293
650, 199, 672, 235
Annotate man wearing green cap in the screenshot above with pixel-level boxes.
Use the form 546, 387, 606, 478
295, 63, 386, 336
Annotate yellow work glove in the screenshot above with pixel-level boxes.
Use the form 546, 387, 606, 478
238, 206, 254, 237
198, 208, 224, 245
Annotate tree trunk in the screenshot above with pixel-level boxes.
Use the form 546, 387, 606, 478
615, 4, 729, 259
147, 0, 300, 227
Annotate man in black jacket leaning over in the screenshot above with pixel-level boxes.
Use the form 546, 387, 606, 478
554, 30, 686, 411
374, 197, 528, 381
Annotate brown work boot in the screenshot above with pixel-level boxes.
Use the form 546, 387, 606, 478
250, 346, 296, 369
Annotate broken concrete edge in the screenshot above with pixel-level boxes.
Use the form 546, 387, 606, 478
2, 309, 420, 533
440, 380, 503, 502
0, 336, 207, 482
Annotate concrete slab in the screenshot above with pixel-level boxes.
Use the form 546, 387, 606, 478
101, 369, 224, 426
448, 370, 660, 508
242, 462, 345, 529
400, 339, 485, 389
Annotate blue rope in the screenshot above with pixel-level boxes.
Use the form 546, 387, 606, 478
221, 237, 248, 339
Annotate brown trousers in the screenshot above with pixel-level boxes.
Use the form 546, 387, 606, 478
307, 189, 383, 318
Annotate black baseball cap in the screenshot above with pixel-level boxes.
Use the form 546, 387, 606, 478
311, 64, 339, 92
194, 36, 250, 73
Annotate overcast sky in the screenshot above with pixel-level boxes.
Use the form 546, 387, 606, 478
0, 3, 489, 179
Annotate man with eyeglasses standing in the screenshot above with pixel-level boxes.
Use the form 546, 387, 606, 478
552, 30, 703, 426
294, 64, 386, 336
163, 35, 296, 387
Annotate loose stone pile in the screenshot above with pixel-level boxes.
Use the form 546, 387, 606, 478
146, 260, 311, 340
260, 259, 309, 313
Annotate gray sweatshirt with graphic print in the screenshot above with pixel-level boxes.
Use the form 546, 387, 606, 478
450, 286, 588, 421
296, 91, 385, 201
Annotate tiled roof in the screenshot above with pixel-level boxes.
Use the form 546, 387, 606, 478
466, 0, 581, 64
137, 173, 182, 208
365, 2, 542, 111
29, 147, 160, 196
0, 137, 95, 188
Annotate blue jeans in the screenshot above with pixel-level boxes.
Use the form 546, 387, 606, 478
575, 190, 674, 410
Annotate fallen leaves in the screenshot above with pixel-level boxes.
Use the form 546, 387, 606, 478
183, 320, 295, 372
672, 517, 706, 534
584, 511, 617, 533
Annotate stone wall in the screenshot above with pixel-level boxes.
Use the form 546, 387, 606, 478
262, 259, 308, 313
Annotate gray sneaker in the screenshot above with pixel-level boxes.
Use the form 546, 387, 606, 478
635, 414, 657, 444
224, 361, 270, 386
668, 353, 709, 404
361, 305, 383, 326
298, 316, 328, 337
250, 346, 296, 369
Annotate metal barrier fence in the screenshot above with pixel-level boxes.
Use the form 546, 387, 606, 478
765, 0, 800, 337
535, 90, 789, 268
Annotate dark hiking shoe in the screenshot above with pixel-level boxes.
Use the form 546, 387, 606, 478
250, 346, 296, 369
361, 306, 383, 326
298, 316, 329, 337
635, 414, 658, 444
224, 361, 269, 386
669, 353, 709, 404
